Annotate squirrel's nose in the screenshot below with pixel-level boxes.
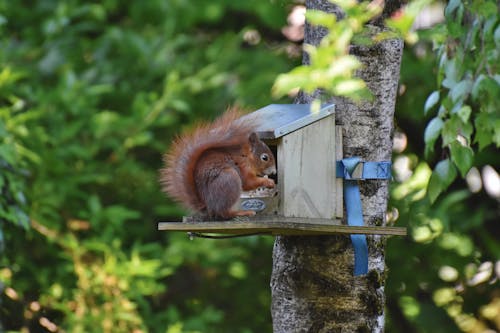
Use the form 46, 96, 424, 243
267, 166, 277, 175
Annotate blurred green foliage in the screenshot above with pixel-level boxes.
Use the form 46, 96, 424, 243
1, 0, 498, 333
0, 1, 295, 332
386, 1, 500, 332
423, 0, 500, 202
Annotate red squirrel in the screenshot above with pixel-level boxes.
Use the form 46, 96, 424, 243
160, 108, 276, 219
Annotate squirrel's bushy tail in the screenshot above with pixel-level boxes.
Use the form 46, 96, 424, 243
160, 107, 257, 212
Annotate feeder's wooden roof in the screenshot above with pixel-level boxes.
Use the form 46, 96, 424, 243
242, 104, 335, 139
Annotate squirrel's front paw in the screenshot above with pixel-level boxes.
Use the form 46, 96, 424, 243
264, 178, 275, 188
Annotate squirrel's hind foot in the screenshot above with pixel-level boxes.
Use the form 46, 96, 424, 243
221, 209, 256, 221
234, 210, 256, 217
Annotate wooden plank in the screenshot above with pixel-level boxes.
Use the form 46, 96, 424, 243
158, 217, 407, 236
279, 115, 337, 219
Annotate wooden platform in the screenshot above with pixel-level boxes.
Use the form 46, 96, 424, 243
158, 216, 407, 237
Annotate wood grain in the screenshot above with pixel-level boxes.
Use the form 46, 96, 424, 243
158, 217, 406, 236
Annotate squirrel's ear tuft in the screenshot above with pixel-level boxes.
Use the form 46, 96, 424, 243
249, 132, 258, 144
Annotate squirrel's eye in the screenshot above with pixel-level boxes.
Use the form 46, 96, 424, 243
261, 153, 269, 162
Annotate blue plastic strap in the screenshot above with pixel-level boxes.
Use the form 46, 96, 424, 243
337, 158, 392, 276
336, 161, 392, 179
340, 157, 368, 276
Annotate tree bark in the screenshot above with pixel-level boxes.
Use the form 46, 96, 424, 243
270, 1, 404, 332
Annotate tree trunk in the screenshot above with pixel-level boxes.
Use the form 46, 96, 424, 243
270, 1, 404, 332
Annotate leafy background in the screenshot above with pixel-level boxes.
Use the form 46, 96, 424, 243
1, 0, 498, 332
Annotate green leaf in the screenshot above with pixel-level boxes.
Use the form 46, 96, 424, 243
306, 10, 336, 28
310, 99, 322, 114
446, 5, 465, 37
427, 159, 457, 203
272, 69, 307, 97
334, 79, 367, 96
384, 0, 432, 42
424, 117, 444, 146
424, 91, 440, 115
471, 74, 486, 99
444, 0, 461, 18
474, 112, 495, 150
327, 55, 362, 77
494, 119, 500, 147
471, 75, 500, 101
472, 2, 498, 18
442, 115, 473, 146
474, 113, 499, 149
454, 105, 471, 123
442, 58, 461, 89
427, 174, 442, 204
435, 158, 458, 187
449, 79, 472, 103
494, 25, 500, 48
449, 141, 473, 177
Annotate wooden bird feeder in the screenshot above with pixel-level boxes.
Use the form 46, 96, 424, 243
158, 104, 406, 237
